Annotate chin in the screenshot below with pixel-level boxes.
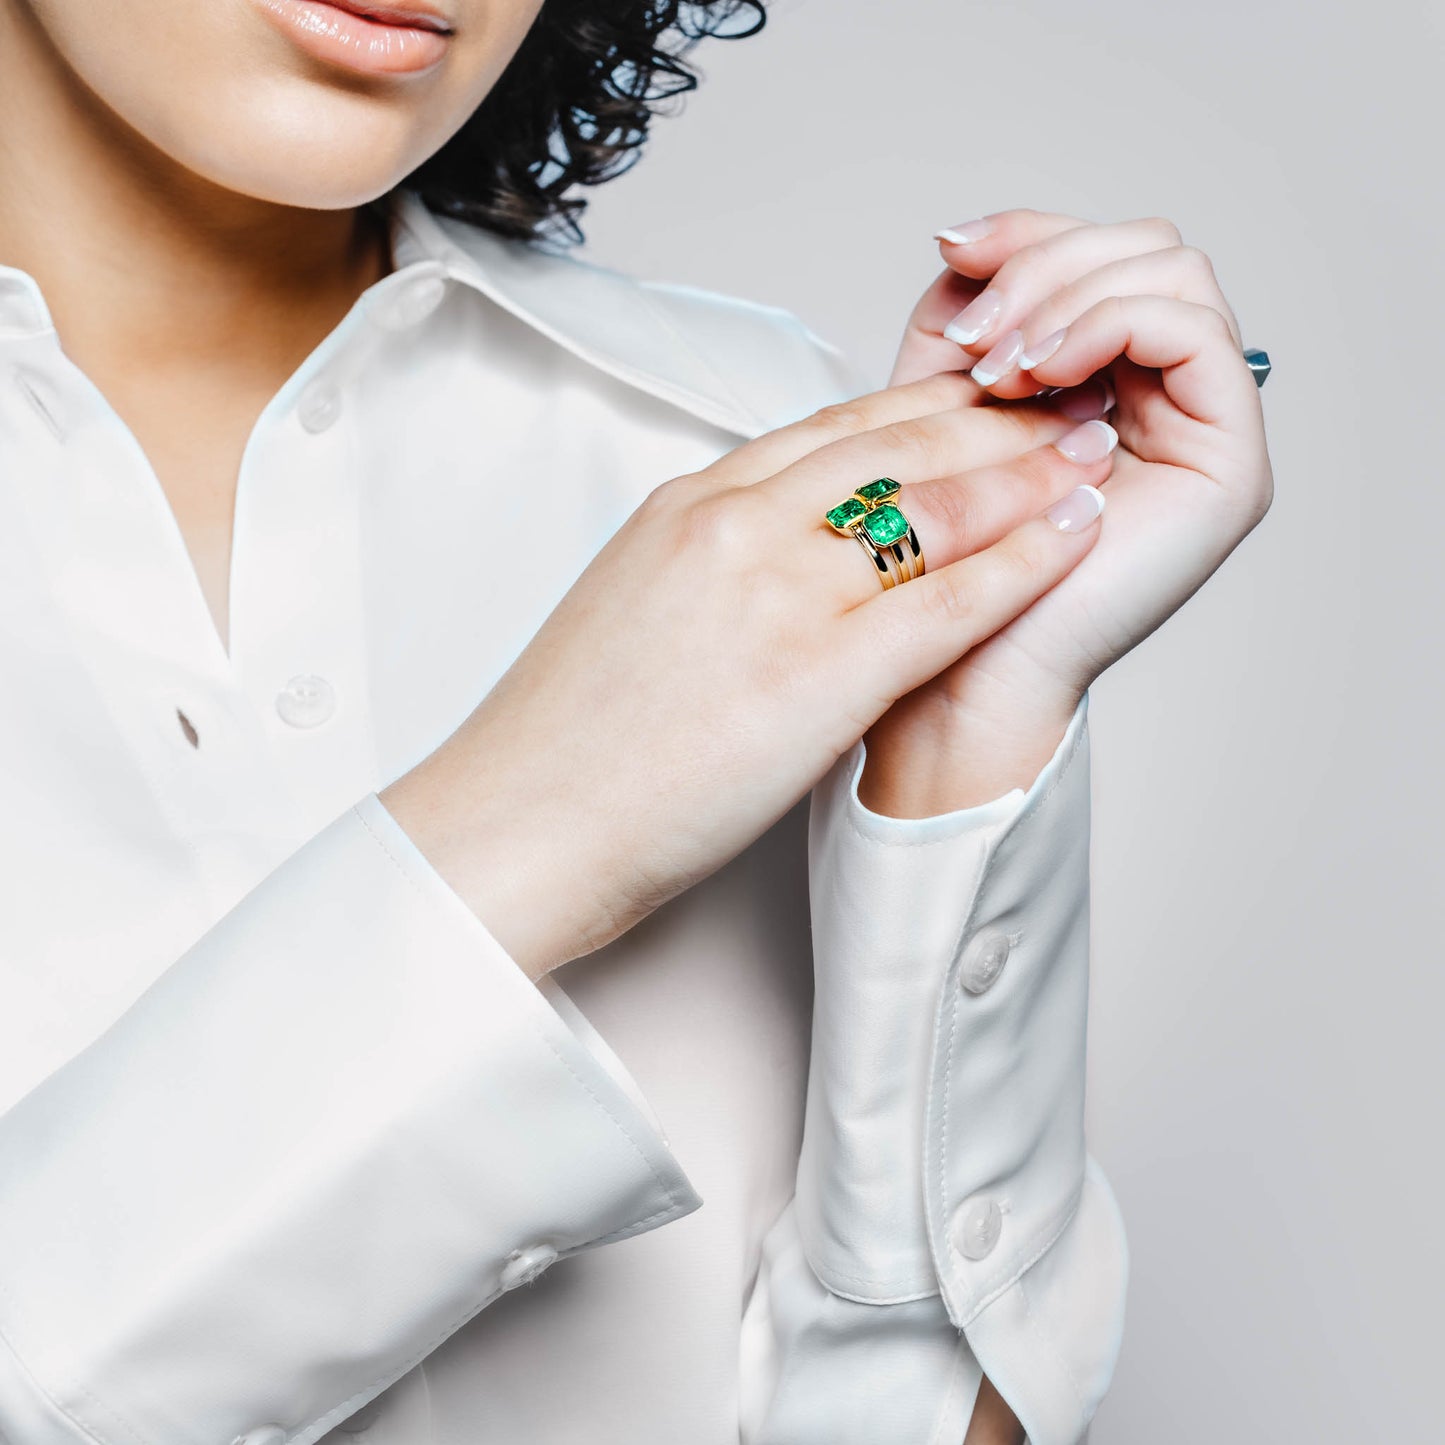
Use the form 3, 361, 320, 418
158, 84, 451, 210
9, 0, 528, 214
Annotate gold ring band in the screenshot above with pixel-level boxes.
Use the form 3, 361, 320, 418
823, 478, 927, 591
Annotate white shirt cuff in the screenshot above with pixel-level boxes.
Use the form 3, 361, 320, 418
0, 792, 701, 1445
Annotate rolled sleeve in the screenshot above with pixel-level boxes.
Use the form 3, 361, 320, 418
0, 792, 701, 1445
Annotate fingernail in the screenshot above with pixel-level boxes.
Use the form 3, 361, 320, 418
1053, 419, 1119, 464
1046, 484, 1107, 532
969, 329, 1024, 386
1052, 377, 1115, 421
1019, 327, 1067, 370
933, 219, 995, 246
943, 290, 1004, 346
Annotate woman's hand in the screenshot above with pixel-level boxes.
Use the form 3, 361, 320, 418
381, 370, 1118, 980
858, 209, 1274, 816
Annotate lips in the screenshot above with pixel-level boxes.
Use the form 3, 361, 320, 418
323, 0, 453, 35
256, 0, 457, 76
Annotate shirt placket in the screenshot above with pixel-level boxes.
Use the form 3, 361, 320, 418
229, 260, 460, 842
0, 259, 451, 919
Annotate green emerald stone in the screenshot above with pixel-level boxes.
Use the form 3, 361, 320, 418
863, 503, 909, 547
854, 476, 900, 504
825, 496, 868, 531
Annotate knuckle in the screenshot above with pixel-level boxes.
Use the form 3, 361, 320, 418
987, 401, 1047, 452
1247, 466, 1276, 526
876, 413, 946, 470
1005, 528, 1057, 590
1142, 215, 1184, 245
912, 369, 976, 411
1176, 244, 1218, 284
670, 488, 754, 556
1202, 303, 1237, 343
914, 473, 983, 542
918, 567, 978, 626
993, 240, 1046, 292
1013, 444, 1078, 504
809, 396, 876, 437
646, 472, 712, 511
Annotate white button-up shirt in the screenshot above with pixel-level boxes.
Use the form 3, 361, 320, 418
0, 189, 1126, 1445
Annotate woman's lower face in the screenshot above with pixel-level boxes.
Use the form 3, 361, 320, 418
0, 0, 544, 209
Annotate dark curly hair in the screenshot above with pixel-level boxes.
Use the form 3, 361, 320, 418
399, 0, 768, 249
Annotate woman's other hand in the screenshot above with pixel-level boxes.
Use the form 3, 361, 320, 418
858, 209, 1274, 817
382, 370, 1116, 979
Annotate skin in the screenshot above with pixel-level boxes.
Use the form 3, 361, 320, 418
0, 5, 1273, 1442
0, 0, 542, 653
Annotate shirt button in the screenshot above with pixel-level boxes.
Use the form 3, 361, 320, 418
297, 377, 342, 433
275, 674, 336, 729
960, 930, 1011, 995
376, 273, 448, 330
951, 1196, 1003, 1261
231, 1429, 287, 1445
499, 1243, 558, 1291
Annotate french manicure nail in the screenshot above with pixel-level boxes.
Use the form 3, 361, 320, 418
1052, 378, 1115, 422
1052, 419, 1119, 465
943, 290, 1004, 346
970, 329, 1024, 386
933, 219, 995, 245
1019, 327, 1067, 370
1046, 484, 1107, 532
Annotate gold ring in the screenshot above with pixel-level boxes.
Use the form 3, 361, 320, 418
823, 478, 926, 590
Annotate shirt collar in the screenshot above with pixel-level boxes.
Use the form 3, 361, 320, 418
388, 189, 769, 440
0, 191, 774, 439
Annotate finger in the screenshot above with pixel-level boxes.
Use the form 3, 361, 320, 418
846, 472, 1107, 695
890, 419, 1119, 579
1021, 294, 1261, 432
891, 209, 1091, 387
704, 369, 975, 487
968, 246, 1246, 398
887, 265, 992, 388
930, 207, 1095, 280
762, 390, 1105, 517
940, 216, 1188, 362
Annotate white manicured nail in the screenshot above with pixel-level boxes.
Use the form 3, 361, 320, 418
970, 329, 1024, 386
943, 290, 1004, 346
1045, 484, 1107, 532
933, 219, 995, 245
1020, 327, 1068, 370
1052, 419, 1119, 464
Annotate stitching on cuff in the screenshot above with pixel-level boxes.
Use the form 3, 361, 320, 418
1015, 1268, 1089, 1421
954, 1176, 1086, 1326
0, 1317, 113, 1445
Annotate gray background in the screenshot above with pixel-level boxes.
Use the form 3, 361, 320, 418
579, 0, 1442, 1438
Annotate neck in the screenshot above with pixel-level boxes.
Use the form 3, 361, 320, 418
0, 3, 389, 379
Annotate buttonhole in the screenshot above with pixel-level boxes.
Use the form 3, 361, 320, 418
12, 368, 65, 440
176, 708, 200, 749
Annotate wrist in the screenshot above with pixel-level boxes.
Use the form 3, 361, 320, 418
378, 726, 597, 983
857, 686, 1082, 819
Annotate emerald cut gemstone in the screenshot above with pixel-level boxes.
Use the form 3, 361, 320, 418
862, 503, 909, 547
854, 476, 900, 504
825, 496, 868, 531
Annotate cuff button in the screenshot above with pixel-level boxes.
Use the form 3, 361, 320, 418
951, 1196, 1004, 1261
960, 930, 1012, 995
500, 1243, 559, 1291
